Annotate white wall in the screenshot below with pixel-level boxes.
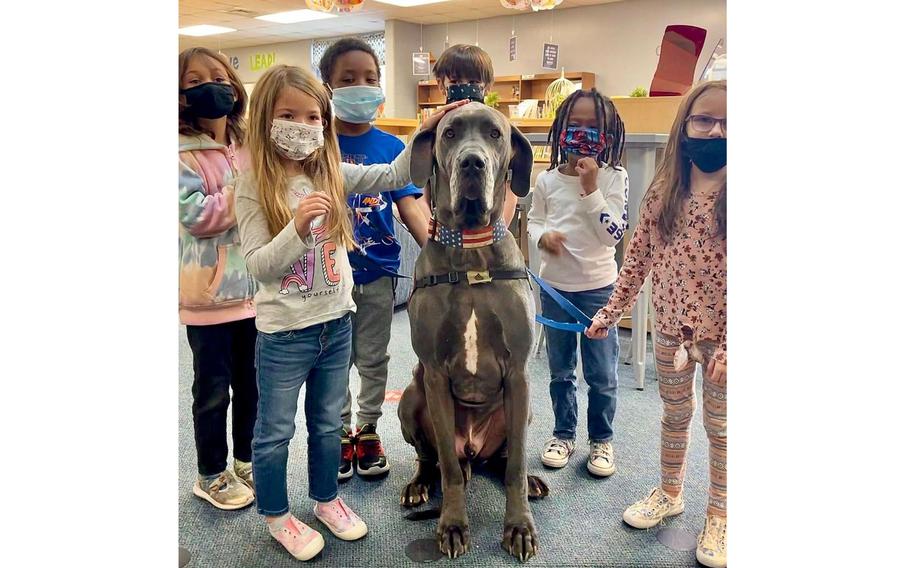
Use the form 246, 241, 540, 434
219, 40, 315, 84
384, 20, 423, 121
412, 0, 724, 98
213, 0, 725, 117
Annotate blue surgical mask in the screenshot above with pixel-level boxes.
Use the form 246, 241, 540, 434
330, 85, 385, 124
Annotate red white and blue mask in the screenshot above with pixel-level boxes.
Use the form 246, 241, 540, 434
558, 126, 608, 157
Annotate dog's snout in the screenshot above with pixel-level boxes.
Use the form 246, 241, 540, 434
459, 153, 486, 173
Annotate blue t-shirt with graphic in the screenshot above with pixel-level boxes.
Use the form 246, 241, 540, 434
338, 127, 422, 285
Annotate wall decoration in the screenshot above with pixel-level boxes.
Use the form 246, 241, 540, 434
500, 0, 563, 11
305, 0, 364, 13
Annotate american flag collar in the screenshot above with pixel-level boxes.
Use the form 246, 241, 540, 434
428, 217, 508, 249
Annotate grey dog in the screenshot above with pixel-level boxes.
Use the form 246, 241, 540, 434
398, 102, 549, 562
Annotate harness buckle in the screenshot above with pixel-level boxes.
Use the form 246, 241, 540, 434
447, 272, 460, 284
467, 270, 492, 285
428, 275, 439, 286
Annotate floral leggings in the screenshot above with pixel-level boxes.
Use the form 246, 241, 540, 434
654, 332, 727, 517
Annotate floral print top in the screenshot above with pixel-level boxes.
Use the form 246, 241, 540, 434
594, 184, 727, 364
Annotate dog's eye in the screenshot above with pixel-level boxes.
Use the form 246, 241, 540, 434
490, 129, 501, 139
444, 128, 455, 139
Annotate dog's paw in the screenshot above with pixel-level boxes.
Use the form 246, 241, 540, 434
400, 479, 431, 508
501, 521, 539, 562
527, 475, 550, 499
437, 521, 470, 559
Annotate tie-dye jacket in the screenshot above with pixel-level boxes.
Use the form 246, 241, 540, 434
179, 134, 256, 325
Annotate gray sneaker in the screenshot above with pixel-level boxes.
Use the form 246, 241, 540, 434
192, 470, 254, 510
541, 437, 575, 468
233, 459, 254, 492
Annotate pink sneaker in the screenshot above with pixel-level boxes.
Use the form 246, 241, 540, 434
268, 515, 325, 561
313, 498, 368, 541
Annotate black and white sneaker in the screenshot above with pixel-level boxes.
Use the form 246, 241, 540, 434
355, 424, 390, 476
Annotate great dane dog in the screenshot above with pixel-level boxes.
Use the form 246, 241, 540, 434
398, 102, 549, 562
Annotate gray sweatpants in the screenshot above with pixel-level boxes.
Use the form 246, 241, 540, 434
342, 277, 395, 429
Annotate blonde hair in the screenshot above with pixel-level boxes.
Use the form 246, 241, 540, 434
246, 65, 353, 249
178, 47, 247, 144
646, 80, 727, 242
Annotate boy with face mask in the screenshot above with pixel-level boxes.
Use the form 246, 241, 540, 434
318, 38, 427, 481
431, 44, 518, 227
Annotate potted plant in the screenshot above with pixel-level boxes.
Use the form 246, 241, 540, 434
484, 91, 501, 107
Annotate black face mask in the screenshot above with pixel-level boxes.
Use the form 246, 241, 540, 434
180, 82, 235, 119
682, 136, 726, 173
446, 83, 485, 104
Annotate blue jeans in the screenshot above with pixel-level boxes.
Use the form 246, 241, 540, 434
252, 313, 352, 516
541, 284, 619, 443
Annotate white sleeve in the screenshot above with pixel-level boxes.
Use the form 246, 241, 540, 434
578, 166, 629, 247
340, 142, 412, 195
527, 173, 548, 248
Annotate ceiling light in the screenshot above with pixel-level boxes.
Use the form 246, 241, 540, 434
255, 9, 339, 23
178, 25, 236, 37
373, 0, 451, 7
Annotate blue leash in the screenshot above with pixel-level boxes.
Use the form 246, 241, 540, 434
527, 270, 594, 333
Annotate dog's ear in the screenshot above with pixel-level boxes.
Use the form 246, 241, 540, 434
409, 129, 436, 189
508, 125, 533, 197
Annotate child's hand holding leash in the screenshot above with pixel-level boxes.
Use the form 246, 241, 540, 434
585, 314, 611, 339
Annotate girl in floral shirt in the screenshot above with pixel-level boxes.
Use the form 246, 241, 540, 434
586, 80, 727, 568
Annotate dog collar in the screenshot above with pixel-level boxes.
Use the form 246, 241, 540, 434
428, 217, 508, 249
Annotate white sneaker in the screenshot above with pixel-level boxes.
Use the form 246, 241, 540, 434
622, 487, 684, 529
696, 515, 727, 568
540, 437, 575, 468
587, 441, 615, 477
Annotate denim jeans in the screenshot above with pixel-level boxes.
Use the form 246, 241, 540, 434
252, 313, 352, 516
540, 284, 619, 443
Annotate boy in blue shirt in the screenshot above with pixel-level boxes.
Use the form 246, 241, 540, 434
319, 38, 429, 480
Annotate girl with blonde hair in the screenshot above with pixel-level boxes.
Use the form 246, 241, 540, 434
234, 64, 465, 561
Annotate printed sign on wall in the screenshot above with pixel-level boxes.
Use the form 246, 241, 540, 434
250, 52, 276, 71
229, 56, 240, 70
412, 52, 431, 76
542, 43, 559, 70
509, 36, 518, 62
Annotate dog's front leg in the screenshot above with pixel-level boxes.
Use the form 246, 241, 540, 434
424, 365, 470, 559
501, 366, 538, 562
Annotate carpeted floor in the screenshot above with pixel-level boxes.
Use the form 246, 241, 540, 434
178, 309, 712, 567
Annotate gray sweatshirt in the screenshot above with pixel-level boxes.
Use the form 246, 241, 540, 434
234, 146, 412, 333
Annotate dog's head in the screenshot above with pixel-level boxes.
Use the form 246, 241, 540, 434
410, 102, 533, 230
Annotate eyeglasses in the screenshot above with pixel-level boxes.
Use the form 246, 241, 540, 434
686, 114, 727, 134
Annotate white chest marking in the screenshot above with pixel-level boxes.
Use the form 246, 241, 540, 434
464, 310, 479, 375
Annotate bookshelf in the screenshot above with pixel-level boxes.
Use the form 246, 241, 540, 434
417, 71, 595, 121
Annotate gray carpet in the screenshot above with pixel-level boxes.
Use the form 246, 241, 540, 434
178, 310, 711, 567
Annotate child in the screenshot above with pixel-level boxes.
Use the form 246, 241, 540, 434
430, 44, 518, 226
178, 47, 257, 511
234, 64, 464, 561
318, 38, 428, 480
586, 80, 727, 568
527, 88, 628, 478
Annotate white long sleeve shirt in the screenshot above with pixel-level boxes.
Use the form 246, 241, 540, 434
527, 164, 629, 292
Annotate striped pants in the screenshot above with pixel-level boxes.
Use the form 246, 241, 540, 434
654, 332, 727, 517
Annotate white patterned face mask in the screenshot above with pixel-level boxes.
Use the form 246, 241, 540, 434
270, 119, 324, 160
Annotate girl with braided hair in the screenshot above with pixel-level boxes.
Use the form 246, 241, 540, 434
527, 88, 629, 478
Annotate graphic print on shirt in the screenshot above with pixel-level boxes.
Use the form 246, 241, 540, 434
598, 174, 630, 240
279, 224, 339, 296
